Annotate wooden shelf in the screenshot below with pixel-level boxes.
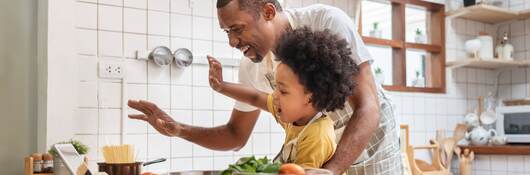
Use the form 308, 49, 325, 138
362, 36, 403, 48
446, 4, 519, 24
446, 58, 529, 69
459, 144, 530, 155
405, 43, 442, 53
25, 157, 54, 175
520, 9, 530, 19
383, 85, 445, 93
362, 37, 444, 53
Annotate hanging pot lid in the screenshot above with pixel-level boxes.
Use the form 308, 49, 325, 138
174, 48, 193, 68
149, 46, 174, 66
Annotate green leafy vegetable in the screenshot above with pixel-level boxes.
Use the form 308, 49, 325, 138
221, 156, 280, 175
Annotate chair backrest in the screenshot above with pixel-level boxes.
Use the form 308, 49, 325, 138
400, 125, 413, 175
400, 125, 410, 152
401, 124, 451, 175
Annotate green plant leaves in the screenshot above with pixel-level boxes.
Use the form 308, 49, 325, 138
221, 156, 280, 175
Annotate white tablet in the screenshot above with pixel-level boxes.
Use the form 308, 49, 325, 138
53, 143, 92, 175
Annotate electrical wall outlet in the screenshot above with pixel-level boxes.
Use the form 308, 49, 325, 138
99, 60, 125, 79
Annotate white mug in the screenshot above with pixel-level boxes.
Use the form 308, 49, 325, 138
490, 136, 507, 145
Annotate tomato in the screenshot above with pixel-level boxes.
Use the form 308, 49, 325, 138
279, 163, 305, 175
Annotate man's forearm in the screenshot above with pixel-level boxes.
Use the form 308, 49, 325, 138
178, 124, 246, 151
178, 109, 261, 151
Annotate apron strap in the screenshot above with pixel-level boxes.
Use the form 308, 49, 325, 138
298, 112, 324, 135
273, 112, 326, 163
265, 54, 276, 90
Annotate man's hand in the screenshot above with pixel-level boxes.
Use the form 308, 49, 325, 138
207, 55, 225, 92
128, 100, 182, 137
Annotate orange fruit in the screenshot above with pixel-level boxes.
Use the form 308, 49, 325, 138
279, 163, 305, 175
141, 172, 156, 175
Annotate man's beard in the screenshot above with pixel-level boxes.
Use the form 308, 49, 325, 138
250, 54, 264, 63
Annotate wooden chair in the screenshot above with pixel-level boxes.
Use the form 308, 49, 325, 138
400, 124, 451, 175
400, 125, 413, 175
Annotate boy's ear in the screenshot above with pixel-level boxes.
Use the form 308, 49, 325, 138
305, 92, 313, 105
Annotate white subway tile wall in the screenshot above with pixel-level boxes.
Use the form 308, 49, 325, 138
71, 0, 530, 174
73, 0, 246, 172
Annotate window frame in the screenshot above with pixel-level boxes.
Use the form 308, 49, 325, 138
360, 0, 446, 93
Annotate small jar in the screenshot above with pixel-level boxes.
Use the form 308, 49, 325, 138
42, 153, 54, 173
32, 153, 43, 173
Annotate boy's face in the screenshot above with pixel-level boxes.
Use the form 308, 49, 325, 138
272, 63, 313, 123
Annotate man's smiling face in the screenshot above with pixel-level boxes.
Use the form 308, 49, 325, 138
217, 0, 277, 63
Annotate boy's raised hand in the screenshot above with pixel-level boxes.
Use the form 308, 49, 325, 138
207, 55, 225, 92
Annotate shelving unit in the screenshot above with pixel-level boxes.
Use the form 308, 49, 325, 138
519, 8, 530, 19
445, 4, 530, 70
25, 157, 53, 175
446, 4, 519, 24
446, 58, 529, 69
459, 144, 530, 155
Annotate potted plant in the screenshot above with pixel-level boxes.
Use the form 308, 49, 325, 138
374, 67, 385, 85
412, 70, 425, 87
415, 28, 426, 43
48, 140, 89, 175
369, 22, 382, 38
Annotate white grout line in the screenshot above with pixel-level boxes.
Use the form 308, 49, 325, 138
193, 56, 241, 66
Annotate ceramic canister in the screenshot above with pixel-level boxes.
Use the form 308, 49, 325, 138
478, 34, 494, 59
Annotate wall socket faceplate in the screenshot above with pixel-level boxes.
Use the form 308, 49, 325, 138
99, 60, 125, 79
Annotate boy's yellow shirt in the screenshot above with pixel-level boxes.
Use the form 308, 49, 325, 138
267, 94, 336, 168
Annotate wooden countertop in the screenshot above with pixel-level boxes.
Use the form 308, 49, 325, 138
458, 144, 530, 155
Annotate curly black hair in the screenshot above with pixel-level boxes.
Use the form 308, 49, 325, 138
275, 27, 359, 112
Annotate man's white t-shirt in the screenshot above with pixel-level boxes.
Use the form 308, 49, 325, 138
234, 4, 373, 112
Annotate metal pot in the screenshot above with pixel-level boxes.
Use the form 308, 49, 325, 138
98, 158, 166, 175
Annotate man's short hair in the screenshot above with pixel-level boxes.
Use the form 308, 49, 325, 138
217, 0, 283, 19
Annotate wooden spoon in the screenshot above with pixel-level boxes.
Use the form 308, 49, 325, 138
454, 146, 461, 159
454, 123, 469, 142
441, 138, 456, 169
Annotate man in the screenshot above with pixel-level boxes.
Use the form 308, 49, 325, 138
128, 0, 401, 174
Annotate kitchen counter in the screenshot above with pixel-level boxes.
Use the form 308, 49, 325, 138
169, 171, 220, 175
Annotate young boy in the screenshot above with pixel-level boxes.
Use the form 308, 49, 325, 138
207, 27, 358, 168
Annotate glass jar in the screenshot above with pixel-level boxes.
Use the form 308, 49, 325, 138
42, 153, 54, 173
32, 153, 43, 173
